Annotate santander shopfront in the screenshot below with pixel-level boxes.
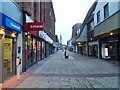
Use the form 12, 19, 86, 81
0, 1, 23, 83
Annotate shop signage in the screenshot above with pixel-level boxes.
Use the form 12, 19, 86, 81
5, 17, 22, 33
89, 41, 98, 45
39, 31, 53, 44
27, 22, 44, 31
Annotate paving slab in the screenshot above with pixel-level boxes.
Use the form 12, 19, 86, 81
3, 50, 119, 89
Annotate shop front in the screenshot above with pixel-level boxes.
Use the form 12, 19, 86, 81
88, 41, 98, 57
100, 36, 119, 61
26, 32, 41, 67
0, 13, 22, 82
39, 31, 54, 59
23, 15, 44, 69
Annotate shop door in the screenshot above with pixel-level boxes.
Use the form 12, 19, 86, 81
108, 43, 117, 61
3, 38, 15, 80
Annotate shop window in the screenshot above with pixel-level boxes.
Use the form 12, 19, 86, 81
37, 41, 41, 61
27, 38, 32, 65
108, 43, 117, 60
33, 38, 37, 62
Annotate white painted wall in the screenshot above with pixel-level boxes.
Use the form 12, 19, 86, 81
94, 1, 119, 26
17, 33, 22, 73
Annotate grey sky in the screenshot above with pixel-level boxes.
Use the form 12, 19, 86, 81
53, 0, 96, 45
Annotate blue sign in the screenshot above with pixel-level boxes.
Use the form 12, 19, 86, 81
5, 18, 22, 33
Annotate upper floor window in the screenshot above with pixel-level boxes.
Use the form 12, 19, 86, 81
50, 11, 53, 20
77, 29, 79, 36
90, 20, 94, 31
97, 11, 100, 23
104, 3, 109, 19
50, 28, 52, 34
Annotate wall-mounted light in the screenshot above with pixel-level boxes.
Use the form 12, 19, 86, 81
77, 42, 81, 45
110, 32, 113, 36
11, 32, 16, 37
0, 28, 5, 35
28, 32, 31, 35
24, 32, 28, 36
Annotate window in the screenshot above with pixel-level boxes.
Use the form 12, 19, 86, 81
97, 11, 100, 23
90, 20, 94, 31
104, 3, 109, 19
50, 28, 52, 33
34, 3, 37, 21
50, 11, 53, 20
77, 29, 79, 35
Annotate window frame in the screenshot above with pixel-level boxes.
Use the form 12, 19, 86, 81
97, 11, 100, 23
104, 3, 109, 19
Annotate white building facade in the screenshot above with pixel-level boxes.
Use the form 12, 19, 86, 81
94, 1, 120, 61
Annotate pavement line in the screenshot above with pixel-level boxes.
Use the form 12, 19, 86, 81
30, 73, 119, 77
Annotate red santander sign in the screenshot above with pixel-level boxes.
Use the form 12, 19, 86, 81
27, 22, 44, 31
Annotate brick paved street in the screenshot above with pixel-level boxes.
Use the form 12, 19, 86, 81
13, 50, 119, 89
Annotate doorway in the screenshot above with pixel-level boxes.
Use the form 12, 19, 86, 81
3, 37, 16, 81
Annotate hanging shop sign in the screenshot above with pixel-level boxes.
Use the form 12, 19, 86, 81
27, 22, 44, 31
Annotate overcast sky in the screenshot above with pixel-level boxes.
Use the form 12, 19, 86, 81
52, 0, 96, 45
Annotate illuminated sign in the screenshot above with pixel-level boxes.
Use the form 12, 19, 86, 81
6, 18, 22, 33
27, 22, 44, 31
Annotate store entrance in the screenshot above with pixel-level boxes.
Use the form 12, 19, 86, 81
3, 37, 15, 81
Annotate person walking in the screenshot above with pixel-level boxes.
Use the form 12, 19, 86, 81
64, 50, 69, 59
16, 57, 21, 80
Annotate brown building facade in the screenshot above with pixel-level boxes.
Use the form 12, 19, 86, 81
16, 1, 56, 71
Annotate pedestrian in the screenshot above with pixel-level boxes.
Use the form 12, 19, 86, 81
64, 50, 66, 56
16, 57, 21, 80
64, 50, 69, 59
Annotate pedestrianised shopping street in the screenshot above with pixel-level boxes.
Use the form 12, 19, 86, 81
2, 50, 119, 89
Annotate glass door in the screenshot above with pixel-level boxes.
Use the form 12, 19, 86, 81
3, 37, 15, 80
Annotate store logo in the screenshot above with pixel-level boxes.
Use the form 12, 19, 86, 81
30, 25, 43, 28
11, 23, 21, 30
27, 22, 44, 31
